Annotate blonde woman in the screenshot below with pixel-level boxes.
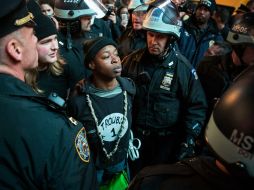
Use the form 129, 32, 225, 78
34, 14, 84, 99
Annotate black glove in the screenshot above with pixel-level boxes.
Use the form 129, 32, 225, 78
177, 135, 196, 161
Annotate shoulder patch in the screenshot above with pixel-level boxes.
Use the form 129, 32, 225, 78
75, 127, 90, 163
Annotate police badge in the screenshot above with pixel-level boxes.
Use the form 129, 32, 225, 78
75, 127, 90, 163
160, 72, 174, 91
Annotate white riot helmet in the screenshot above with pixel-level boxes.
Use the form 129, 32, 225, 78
142, 0, 181, 38
54, 0, 96, 20
205, 67, 254, 177
128, 0, 147, 10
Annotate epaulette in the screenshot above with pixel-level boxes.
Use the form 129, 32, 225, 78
28, 92, 66, 113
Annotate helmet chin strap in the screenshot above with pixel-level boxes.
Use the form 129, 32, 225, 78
157, 36, 175, 60
66, 23, 73, 50
157, 46, 170, 60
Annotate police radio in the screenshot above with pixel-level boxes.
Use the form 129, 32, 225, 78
47, 92, 66, 111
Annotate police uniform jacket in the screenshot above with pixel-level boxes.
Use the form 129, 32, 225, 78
0, 74, 97, 189
58, 32, 88, 80
178, 16, 224, 69
67, 77, 135, 170
121, 48, 207, 139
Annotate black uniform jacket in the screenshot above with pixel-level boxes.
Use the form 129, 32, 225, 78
122, 48, 207, 137
129, 156, 253, 190
0, 74, 98, 190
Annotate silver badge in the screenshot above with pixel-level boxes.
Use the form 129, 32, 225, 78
160, 73, 174, 91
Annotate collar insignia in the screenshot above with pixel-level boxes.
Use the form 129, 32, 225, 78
69, 117, 78, 126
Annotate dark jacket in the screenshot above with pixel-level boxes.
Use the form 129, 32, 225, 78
0, 74, 97, 189
83, 18, 113, 40
197, 53, 247, 122
118, 27, 146, 59
58, 32, 87, 87
37, 61, 86, 100
128, 156, 253, 190
122, 48, 207, 138
178, 16, 224, 68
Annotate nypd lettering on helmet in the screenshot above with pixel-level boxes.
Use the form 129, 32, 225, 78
232, 24, 248, 34
98, 113, 128, 142
230, 129, 254, 152
75, 127, 90, 162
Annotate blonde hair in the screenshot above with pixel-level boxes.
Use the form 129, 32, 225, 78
48, 55, 66, 76
38, 52, 66, 76
25, 69, 43, 94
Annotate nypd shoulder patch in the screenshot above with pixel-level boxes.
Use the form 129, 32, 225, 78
75, 127, 90, 163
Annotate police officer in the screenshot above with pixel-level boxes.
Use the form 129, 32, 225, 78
197, 12, 254, 125
121, 0, 207, 177
54, 0, 97, 79
128, 64, 254, 190
0, 0, 98, 189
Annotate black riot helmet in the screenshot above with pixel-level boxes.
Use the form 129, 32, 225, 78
227, 12, 254, 46
205, 66, 254, 177
226, 12, 254, 66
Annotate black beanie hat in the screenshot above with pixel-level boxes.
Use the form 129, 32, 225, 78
34, 14, 58, 41
83, 37, 117, 69
197, 0, 216, 13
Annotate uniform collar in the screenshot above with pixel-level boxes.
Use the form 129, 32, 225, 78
0, 74, 39, 97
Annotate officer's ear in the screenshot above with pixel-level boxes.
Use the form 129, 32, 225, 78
6, 38, 22, 62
